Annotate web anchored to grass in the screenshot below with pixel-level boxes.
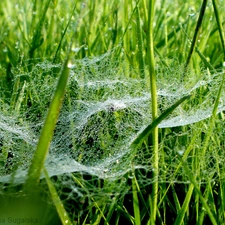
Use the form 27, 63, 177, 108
0, 47, 225, 210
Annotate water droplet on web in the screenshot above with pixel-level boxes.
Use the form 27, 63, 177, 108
176, 146, 185, 156
72, 47, 81, 53
166, 12, 171, 17
67, 62, 74, 69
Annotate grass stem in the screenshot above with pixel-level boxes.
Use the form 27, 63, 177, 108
146, 0, 158, 223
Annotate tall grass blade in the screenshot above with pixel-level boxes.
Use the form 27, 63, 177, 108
53, 3, 77, 63
183, 0, 208, 79
146, 0, 158, 222
135, 3, 145, 79
29, 0, 51, 61
174, 184, 194, 225
212, 0, 225, 56
24, 53, 71, 190
181, 27, 216, 72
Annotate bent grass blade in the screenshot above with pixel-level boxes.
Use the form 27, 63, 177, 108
130, 95, 190, 150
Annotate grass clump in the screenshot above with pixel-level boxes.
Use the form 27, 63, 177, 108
1, 0, 225, 224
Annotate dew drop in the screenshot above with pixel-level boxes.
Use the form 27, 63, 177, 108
67, 62, 75, 69
72, 47, 81, 53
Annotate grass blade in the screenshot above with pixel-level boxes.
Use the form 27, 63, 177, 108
132, 174, 141, 225
130, 95, 190, 149
44, 168, 72, 225
53, 3, 77, 63
182, 0, 208, 79
174, 184, 194, 225
212, 0, 225, 56
24, 54, 71, 190
135, 3, 145, 79
146, 0, 158, 222
182, 162, 218, 225
29, 0, 51, 61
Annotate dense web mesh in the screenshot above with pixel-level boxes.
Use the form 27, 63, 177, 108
0, 47, 225, 205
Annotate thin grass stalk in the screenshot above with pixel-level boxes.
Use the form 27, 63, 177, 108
29, 0, 51, 60
212, 0, 225, 57
140, 0, 148, 32
182, 0, 208, 79
24, 52, 71, 191
196, 178, 214, 224
182, 162, 218, 225
136, 4, 145, 79
181, 27, 216, 72
123, 0, 129, 51
174, 184, 194, 225
146, 0, 158, 223
201, 73, 225, 159
214, 134, 225, 223
132, 176, 141, 225
155, 16, 195, 49
92, 205, 107, 225
172, 185, 181, 213
71, 174, 109, 225
104, 196, 118, 225
44, 168, 72, 225
53, 3, 77, 63
132, 172, 151, 220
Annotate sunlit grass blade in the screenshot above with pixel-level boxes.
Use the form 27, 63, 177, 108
24, 54, 71, 190
44, 168, 72, 225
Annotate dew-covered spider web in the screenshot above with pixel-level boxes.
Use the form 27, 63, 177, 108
1, 47, 225, 211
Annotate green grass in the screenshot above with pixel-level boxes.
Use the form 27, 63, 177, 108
1, 0, 225, 224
